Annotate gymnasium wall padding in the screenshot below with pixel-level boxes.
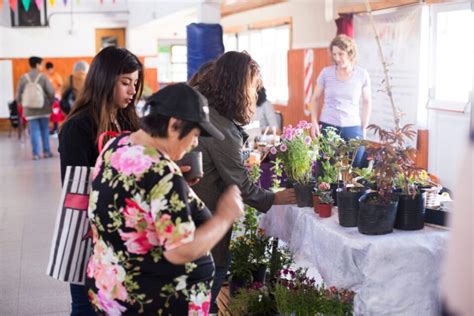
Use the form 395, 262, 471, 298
186, 23, 224, 80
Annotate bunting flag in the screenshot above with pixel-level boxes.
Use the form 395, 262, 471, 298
34, 0, 41, 9
63, 0, 66, 5
49, 0, 55, 6
21, 0, 31, 11
9, 0, 17, 11
0, 0, 3, 11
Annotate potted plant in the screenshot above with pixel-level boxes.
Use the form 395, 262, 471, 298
228, 282, 278, 315
274, 268, 354, 316
271, 121, 318, 207
317, 126, 345, 205
393, 168, 433, 230
335, 139, 369, 227
358, 124, 417, 235
313, 182, 334, 218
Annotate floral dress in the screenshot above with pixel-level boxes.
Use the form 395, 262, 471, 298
86, 134, 214, 316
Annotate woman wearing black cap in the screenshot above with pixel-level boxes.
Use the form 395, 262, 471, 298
85, 83, 244, 315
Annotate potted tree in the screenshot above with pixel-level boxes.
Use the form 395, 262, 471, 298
271, 121, 318, 207
358, 124, 418, 235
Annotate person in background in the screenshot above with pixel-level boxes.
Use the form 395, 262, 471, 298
254, 86, 280, 134
60, 61, 89, 115
86, 83, 243, 315
310, 34, 372, 167
58, 47, 144, 315
191, 51, 296, 315
16, 56, 55, 160
45, 61, 64, 98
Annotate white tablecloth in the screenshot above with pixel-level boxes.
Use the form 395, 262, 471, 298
259, 205, 449, 316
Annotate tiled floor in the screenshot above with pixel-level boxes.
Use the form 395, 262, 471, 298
0, 132, 70, 316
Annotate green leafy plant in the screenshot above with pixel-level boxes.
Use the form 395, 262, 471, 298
228, 283, 277, 316
364, 124, 418, 202
270, 121, 318, 185
313, 182, 334, 205
317, 126, 345, 184
275, 268, 354, 316
270, 157, 283, 190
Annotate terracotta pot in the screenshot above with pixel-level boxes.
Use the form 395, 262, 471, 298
318, 204, 332, 218
312, 194, 320, 213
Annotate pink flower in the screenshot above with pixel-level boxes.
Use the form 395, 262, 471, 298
270, 147, 277, 155
93, 154, 103, 181
120, 231, 153, 254
96, 290, 127, 316
110, 146, 156, 176
118, 136, 130, 146
279, 143, 287, 152
319, 182, 331, 191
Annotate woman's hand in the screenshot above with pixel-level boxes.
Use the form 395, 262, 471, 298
273, 188, 297, 205
215, 185, 244, 223
179, 165, 200, 186
310, 122, 320, 139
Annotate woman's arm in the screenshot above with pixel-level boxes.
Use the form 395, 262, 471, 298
164, 185, 243, 265
310, 85, 324, 138
360, 85, 372, 139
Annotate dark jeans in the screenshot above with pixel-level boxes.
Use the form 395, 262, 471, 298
209, 255, 231, 313
70, 284, 97, 316
320, 122, 368, 168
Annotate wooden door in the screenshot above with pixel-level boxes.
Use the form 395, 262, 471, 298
95, 28, 126, 53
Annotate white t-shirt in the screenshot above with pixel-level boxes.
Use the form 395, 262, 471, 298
317, 65, 370, 127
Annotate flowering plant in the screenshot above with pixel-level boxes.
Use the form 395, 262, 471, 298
313, 182, 334, 205
270, 120, 318, 185
228, 282, 277, 315
275, 268, 354, 315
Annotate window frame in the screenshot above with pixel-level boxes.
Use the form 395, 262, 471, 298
428, 2, 473, 112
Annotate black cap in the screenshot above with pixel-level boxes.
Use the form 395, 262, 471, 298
147, 83, 224, 141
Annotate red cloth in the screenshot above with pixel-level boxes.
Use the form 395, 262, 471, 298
336, 14, 353, 38
17, 104, 27, 125
50, 99, 65, 123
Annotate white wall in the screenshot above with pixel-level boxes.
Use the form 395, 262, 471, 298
221, 0, 337, 49
0, 0, 200, 58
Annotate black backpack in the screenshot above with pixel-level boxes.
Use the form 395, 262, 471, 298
60, 75, 76, 115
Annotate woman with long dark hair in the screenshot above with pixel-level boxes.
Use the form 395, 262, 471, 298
58, 46, 144, 315
191, 51, 296, 315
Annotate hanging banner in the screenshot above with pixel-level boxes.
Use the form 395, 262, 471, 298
34, 0, 41, 9
63, 0, 66, 5
9, 0, 17, 11
303, 49, 314, 116
21, 0, 31, 11
0, 0, 3, 11
49, 0, 54, 6
354, 6, 422, 147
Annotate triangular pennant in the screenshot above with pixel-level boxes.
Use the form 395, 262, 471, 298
49, 0, 55, 6
21, 0, 31, 11
99, 0, 103, 4
0, 0, 3, 11
34, 0, 41, 9
9, 0, 17, 11
63, 0, 67, 5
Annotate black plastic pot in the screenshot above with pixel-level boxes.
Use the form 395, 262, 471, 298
229, 275, 251, 297
294, 182, 315, 207
358, 192, 399, 235
337, 188, 365, 227
251, 264, 267, 284
394, 193, 425, 230
330, 181, 343, 206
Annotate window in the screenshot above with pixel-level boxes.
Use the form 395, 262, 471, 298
430, 3, 473, 111
223, 23, 290, 104
157, 43, 187, 83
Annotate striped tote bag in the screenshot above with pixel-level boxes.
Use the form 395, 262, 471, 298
46, 166, 93, 285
